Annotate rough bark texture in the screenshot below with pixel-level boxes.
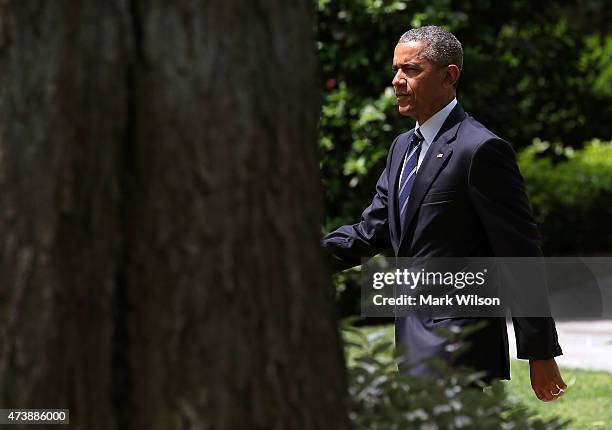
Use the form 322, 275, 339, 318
0, 1, 350, 429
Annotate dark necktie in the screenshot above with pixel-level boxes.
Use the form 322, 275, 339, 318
398, 129, 424, 235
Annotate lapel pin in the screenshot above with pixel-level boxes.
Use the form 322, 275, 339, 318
436, 153, 443, 158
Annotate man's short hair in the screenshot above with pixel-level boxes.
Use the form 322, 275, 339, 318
398, 26, 463, 72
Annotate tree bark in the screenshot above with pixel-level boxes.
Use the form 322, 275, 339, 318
0, 1, 350, 429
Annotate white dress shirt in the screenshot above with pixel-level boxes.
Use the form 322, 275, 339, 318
398, 98, 458, 184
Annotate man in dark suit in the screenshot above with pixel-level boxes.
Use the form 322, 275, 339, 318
322, 26, 567, 401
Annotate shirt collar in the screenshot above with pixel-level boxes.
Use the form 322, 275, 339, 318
415, 98, 458, 145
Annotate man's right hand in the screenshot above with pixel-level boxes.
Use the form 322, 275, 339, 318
529, 358, 567, 402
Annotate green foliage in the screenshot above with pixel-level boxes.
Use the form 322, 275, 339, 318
343, 322, 569, 429
518, 140, 612, 255
334, 267, 365, 317
581, 33, 612, 98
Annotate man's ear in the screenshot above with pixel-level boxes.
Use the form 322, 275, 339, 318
444, 64, 460, 88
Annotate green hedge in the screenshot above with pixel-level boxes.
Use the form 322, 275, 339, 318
518, 139, 612, 255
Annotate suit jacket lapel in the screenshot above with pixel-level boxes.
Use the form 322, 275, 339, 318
398, 104, 467, 247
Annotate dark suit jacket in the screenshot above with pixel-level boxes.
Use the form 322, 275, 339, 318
323, 103, 562, 381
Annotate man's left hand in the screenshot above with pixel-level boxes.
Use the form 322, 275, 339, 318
529, 358, 567, 402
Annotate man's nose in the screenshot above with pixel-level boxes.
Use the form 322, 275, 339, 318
392, 70, 404, 87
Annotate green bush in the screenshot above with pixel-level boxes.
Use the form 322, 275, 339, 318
518, 139, 612, 255
344, 322, 569, 429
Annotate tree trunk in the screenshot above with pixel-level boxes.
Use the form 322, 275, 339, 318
0, 1, 350, 429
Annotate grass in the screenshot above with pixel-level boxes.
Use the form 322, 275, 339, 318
505, 360, 612, 430
346, 323, 612, 430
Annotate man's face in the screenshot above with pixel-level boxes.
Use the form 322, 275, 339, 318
392, 41, 451, 123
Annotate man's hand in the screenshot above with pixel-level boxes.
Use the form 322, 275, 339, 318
529, 358, 567, 402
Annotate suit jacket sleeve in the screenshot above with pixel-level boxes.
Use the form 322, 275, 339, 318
468, 138, 562, 360
321, 138, 398, 273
